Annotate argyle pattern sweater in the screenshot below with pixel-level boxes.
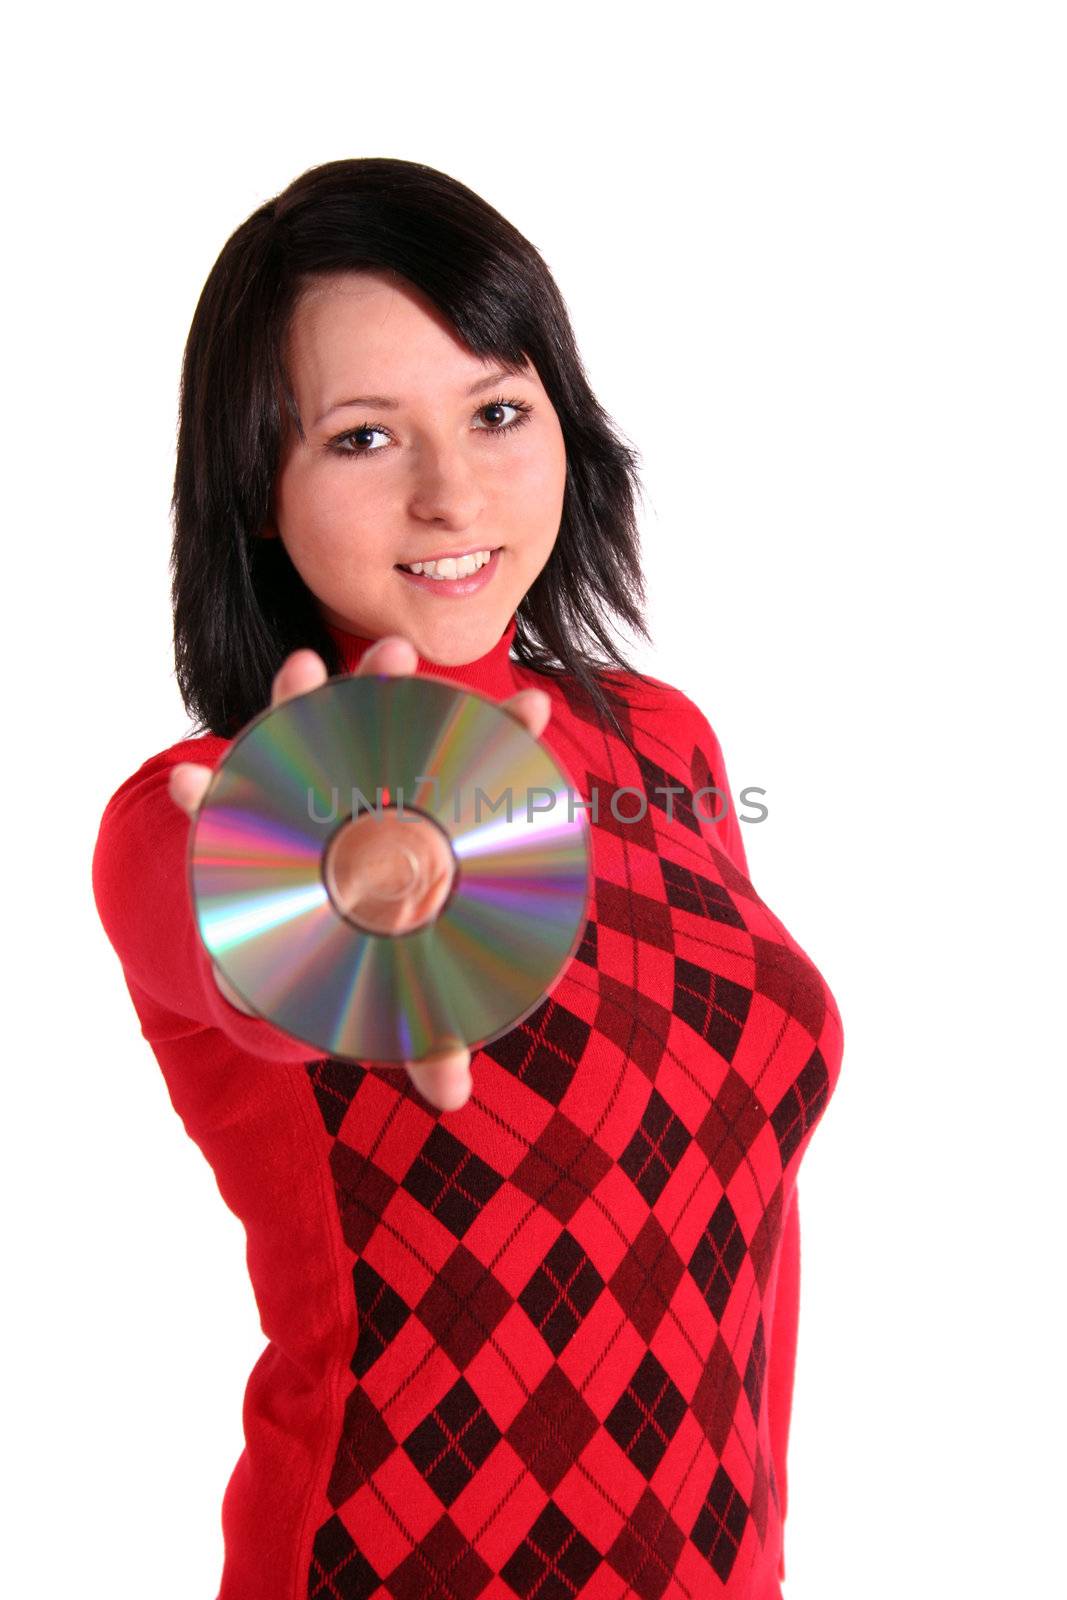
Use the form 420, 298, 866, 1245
92, 615, 843, 1600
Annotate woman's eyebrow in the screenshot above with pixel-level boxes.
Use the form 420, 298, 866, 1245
314, 365, 533, 426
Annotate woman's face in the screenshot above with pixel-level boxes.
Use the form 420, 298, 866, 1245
266, 270, 568, 664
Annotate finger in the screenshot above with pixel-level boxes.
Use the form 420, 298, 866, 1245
501, 686, 552, 741
406, 1042, 473, 1113
356, 635, 419, 678
168, 762, 213, 818
271, 649, 329, 709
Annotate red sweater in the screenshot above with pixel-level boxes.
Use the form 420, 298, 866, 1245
92, 616, 843, 1599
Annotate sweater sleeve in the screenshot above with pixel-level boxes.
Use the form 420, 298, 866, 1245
683, 696, 800, 1582
92, 741, 325, 1064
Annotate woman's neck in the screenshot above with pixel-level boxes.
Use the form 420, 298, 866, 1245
322, 614, 522, 702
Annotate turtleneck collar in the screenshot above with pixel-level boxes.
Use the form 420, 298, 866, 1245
323, 614, 521, 703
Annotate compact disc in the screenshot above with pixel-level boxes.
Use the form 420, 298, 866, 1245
188, 672, 591, 1065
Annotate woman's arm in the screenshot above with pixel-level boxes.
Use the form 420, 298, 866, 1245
92, 742, 326, 1064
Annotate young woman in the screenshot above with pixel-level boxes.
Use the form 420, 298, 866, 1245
93, 158, 844, 1600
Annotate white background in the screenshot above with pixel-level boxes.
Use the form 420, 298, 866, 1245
6, 2, 1064, 1595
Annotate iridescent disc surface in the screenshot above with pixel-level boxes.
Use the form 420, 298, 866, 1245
188, 673, 591, 1065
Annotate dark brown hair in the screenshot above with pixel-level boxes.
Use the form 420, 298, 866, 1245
171, 157, 655, 742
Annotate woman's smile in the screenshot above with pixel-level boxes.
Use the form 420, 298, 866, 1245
394, 545, 503, 597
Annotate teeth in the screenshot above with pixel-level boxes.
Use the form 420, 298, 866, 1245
405, 549, 493, 579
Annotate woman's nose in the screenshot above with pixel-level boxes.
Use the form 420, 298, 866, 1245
405, 438, 487, 526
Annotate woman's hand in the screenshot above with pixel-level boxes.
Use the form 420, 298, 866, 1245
168, 636, 552, 1113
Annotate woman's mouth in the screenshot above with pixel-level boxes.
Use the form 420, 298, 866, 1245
394, 546, 502, 598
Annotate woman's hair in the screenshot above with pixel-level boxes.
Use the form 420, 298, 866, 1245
172, 157, 656, 744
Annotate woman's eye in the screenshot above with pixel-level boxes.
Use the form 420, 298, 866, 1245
473, 400, 523, 430
336, 424, 390, 454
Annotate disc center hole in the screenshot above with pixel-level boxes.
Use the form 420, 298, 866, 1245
322, 806, 456, 936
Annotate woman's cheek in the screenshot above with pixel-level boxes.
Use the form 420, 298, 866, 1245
507, 436, 567, 508
304, 477, 369, 548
